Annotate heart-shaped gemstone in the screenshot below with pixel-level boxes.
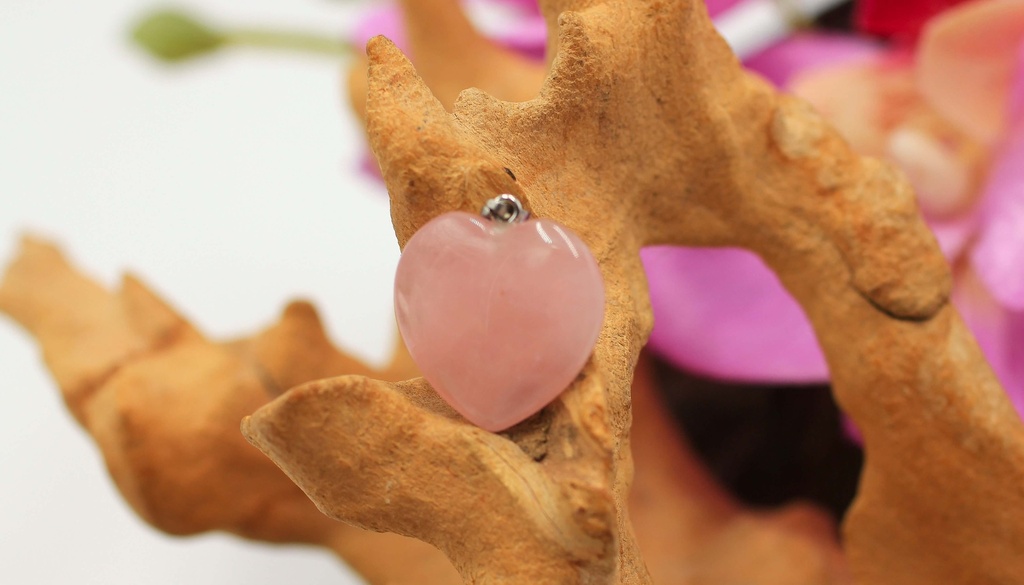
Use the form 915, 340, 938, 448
394, 212, 605, 431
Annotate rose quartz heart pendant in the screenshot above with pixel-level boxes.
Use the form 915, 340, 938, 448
394, 205, 604, 432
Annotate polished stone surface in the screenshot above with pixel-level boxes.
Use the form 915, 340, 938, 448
395, 212, 605, 431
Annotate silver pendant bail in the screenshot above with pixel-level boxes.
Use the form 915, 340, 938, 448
481, 194, 530, 224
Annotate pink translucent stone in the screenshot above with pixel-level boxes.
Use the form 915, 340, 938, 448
394, 212, 605, 431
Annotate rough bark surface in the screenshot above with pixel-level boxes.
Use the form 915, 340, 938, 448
337, 0, 1024, 582
2, 0, 1023, 584
0, 238, 459, 583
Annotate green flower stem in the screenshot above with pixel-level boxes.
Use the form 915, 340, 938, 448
131, 9, 350, 63
224, 28, 350, 57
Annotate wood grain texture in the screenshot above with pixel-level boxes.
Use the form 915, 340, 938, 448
3, 0, 1023, 583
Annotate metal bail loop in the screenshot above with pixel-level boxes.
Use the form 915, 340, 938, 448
481, 194, 530, 224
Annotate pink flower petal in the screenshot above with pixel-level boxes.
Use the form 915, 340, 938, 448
928, 212, 980, 260
641, 246, 829, 383
970, 122, 1024, 311
492, 15, 546, 60
705, 0, 745, 18
1007, 311, 1024, 417
352, 4, 408, 53
493, 0, 540, 15
1009, 40, 1024, 122
951, 268, 1024, 419
917, 0, 1024, 144
359, 152, 383, 180
744, 32, 883, 87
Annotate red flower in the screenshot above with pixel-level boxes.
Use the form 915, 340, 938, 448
856, 0, 973, 40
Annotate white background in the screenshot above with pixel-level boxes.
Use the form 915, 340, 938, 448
0, 0, 394, 583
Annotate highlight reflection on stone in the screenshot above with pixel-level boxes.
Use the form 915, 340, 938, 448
394, 211, 605, 431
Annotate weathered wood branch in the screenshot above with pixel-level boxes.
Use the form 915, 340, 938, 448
250, 0, 1024, 583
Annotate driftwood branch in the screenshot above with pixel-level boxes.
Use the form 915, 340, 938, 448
250, 0, 1024, 582
0, 237, 458, 583
2, 0, 1022, 583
